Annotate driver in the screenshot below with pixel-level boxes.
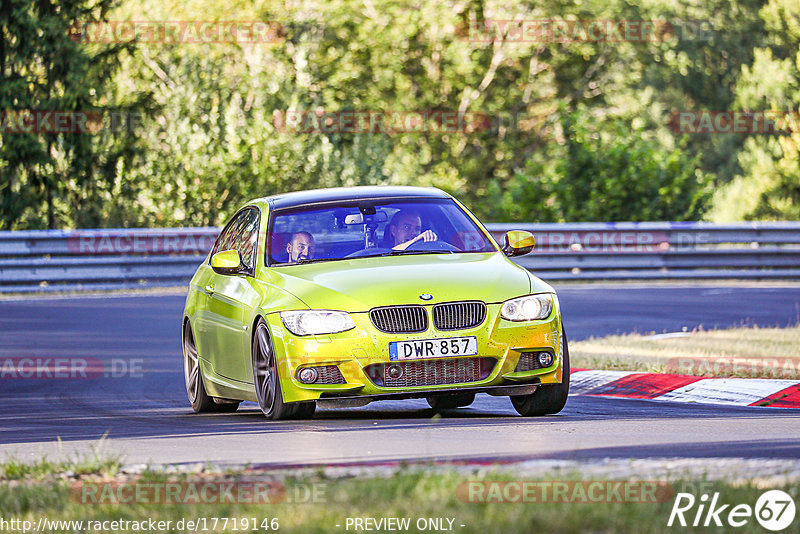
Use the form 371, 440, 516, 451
286, 231, 315, 262
388, 210, 438, 250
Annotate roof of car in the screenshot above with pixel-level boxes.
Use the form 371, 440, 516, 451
256, 186, 450, 210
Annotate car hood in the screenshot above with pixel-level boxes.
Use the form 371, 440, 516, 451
263, 252, 553, 312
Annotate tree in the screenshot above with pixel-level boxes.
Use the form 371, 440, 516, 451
708, 0, 800, 220
0, 0, 140, 229
2, 0, 773, 228
486, 114, 711, 222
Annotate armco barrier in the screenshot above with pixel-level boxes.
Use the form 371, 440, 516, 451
0, 222, 799, 292
487, 222, 800, 280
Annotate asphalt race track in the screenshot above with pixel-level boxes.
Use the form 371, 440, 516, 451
1, 284, 799, 466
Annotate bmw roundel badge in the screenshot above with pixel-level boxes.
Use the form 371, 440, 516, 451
419, 293, 433, 301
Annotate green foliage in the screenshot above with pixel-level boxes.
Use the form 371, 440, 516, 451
0, 0, 794, 228
1, 438, 120, 481
553, 118, 711, 222
1, 468, 798, 534
485, 115, 711, 222
706, 0, 800, 221
0, 0, 141, 229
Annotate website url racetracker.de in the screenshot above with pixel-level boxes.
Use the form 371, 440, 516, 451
0, 516, 280, 532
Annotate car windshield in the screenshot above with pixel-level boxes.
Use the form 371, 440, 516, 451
268, 197, 498, 265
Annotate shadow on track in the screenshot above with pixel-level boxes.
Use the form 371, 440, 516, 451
2, 394, 798, 446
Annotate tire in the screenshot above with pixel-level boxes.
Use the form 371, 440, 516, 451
184, 321, 241, 413
510, 325, 570, 416
427, 393, 475, 410
183, 321, 218, 412
253, 318, 302, 420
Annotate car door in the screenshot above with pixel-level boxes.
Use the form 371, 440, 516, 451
200, 207, 263, 383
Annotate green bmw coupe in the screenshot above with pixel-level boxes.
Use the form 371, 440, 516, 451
182, 186, 569, 419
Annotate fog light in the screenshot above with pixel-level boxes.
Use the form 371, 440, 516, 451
298, 367, 318, 384
386, 364, 404, 379
538, 352, 554, 367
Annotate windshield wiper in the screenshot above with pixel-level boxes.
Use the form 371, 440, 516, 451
283, 249, 454, 264
383, 249, 454, 256
292, 258, 340, 265
353, 250, 454, 259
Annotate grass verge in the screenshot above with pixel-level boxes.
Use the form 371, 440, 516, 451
0, 439, 120, 481
571, 325, 800, 378
1, 467, 798, 533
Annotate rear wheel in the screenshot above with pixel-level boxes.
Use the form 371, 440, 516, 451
253, 319, 314, 420
510, 325, 570, 416
184, 321, 240, 412
427, 393, 475, 410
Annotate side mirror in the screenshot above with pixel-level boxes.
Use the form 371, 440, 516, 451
502, 230, 535, 257
210, 249, 245, 275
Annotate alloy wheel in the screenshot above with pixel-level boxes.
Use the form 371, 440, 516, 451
254, 322, 277, 415
183, 323, 201, 404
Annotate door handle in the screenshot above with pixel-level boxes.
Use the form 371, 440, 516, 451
205, 284, 215, 294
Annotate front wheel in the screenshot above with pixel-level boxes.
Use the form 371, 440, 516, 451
510, 325, 570, 416
252, 319, 314, 420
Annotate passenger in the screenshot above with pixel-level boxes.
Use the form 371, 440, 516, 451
387, 210, 438, 250
286, 231, 315, 262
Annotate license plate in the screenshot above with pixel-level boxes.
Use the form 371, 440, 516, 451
389, 336, 478, 361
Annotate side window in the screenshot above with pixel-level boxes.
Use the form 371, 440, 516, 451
211, 207, 260, 269
214, 231, 227, 255
212, 217, 240, 257
235, 208, 260, 267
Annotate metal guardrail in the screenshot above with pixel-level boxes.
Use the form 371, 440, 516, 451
1, 222, 799, 292
487, 222, 800, 281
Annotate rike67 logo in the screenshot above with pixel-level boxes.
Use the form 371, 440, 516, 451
668, 490, 796, 531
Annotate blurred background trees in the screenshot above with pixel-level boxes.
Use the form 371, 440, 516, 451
0, 0, 797, 228
0, 0, 141, 229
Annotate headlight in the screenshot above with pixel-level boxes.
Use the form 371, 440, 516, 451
500, 294, 553, 322
280, 310, 356, 336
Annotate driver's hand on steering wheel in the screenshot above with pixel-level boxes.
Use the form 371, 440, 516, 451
414, 230, 438, 244
393, 229, 438, 250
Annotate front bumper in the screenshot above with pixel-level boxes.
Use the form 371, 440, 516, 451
266, 302, 564, 403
